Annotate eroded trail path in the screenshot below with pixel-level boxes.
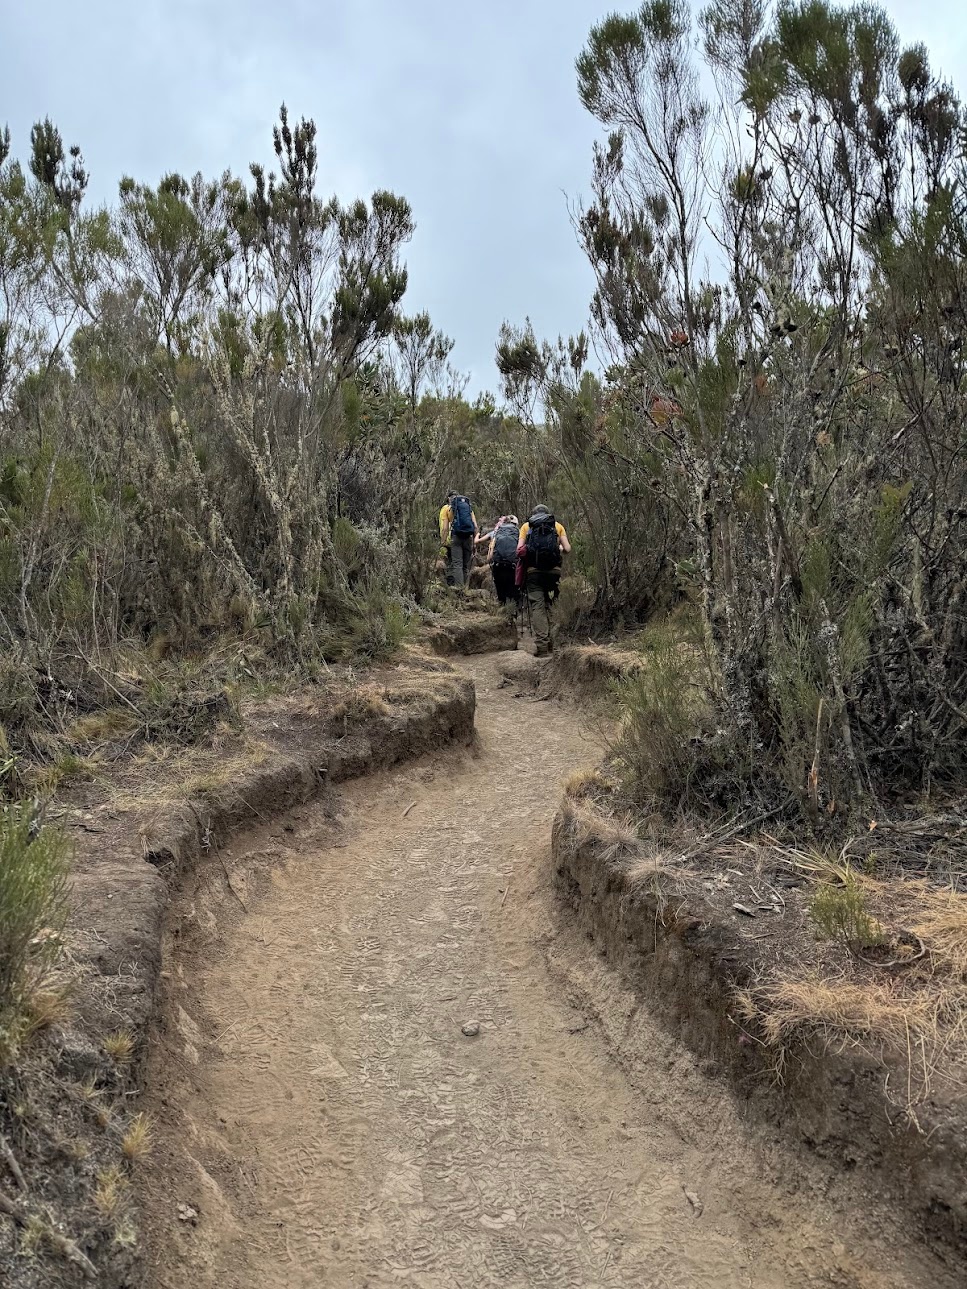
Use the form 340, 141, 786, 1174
147, 654, 951, 1289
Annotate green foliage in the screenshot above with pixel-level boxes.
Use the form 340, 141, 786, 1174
496, 327, 682, 625
809, 873, 885, 951
0, 807, 68, 1061
614, 619, 725, 811
567, 0, 967, 826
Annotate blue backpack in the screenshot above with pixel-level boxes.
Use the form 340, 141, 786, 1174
450, 495, 475, 535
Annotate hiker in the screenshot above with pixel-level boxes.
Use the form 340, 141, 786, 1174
517, 505, 571, 656
486, 514, 520, 609
439, 490, 478, 588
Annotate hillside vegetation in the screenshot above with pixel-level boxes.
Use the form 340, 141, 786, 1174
498, 0, 967, 832
2, 0, 967, 1281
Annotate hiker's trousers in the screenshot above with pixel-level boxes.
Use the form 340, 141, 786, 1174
449, 533, 474, 587
526, 570, 559, 651
491, 562, 518, 606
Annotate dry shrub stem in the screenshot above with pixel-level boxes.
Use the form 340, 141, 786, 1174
0, 1188, 97, 1279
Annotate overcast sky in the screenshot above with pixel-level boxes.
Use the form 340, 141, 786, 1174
6, 1, 966, 394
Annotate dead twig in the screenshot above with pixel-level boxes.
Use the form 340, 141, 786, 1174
0, 1189, 97, 1279
402, 801, 417, 818
0, 1133, 26, 1190
859, 934, 927, 970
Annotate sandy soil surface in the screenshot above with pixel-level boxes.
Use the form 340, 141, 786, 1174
144, 653, 955, 1288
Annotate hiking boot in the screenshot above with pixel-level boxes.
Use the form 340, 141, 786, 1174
534, 646, 550, 658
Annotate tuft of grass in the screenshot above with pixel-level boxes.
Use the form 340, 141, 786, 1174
563, 767, 607, 799
121, 1112, 153, 1161
76, 1074, 100, 1103
18, 1214, 47, 1258
24, 753, 96, 797
184, 768, 231, 798
94, 1165, 127, 1220
0, 995, 68, 1067
113, 1218, 138, 1250
103, 1029, 135, 1065
328, 688, 392, 728
67, 708, 140, 746
739, 975, 939, 1054
563, 797, 641, 862
22, 984, 72, 1037
66, 1139, 89, 1163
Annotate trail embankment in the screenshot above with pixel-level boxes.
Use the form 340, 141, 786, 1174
142, 652, 954, 1289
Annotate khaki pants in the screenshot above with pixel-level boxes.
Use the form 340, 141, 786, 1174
526, 570, 559, 652
449, 533, 474, 587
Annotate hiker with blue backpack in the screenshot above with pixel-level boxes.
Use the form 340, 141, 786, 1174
439, 490, 479, 588
516, 505, 571, 656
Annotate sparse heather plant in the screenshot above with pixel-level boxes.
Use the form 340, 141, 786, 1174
809, 874, 886, 953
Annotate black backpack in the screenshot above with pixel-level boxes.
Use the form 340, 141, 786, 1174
450, 495, 475, 535
525, 513, 562, 571
491, 521, 519, 566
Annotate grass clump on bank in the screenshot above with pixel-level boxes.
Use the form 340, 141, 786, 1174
0, 806, 69, 1066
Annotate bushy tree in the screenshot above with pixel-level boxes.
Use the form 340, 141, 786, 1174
574, 0, 967, 820
0, 106, 446, 768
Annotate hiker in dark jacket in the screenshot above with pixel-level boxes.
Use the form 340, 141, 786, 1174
517, 505, 571, 656
486, 514, 520, 608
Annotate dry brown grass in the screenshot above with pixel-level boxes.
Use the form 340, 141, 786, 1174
738, 975, 940, 1052
22, 986, 72, 1039
121, 1112, 153, 1161
727, 846, 967, 1114
563, 767, 607, 799
328, 688, 392, 725
112, 1217, 138, 1250
555, 645, 644, 690
912, 889, 967, 980
112, 737, 268, 812
103, 1030, 135, 1065
562, 798, 641, 859
67, 708, 140, 746
94, 1166, 127, 1220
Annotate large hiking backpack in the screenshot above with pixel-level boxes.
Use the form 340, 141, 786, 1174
450, 495, 475, 535
491, 521, 519, 566
525, 513, 562, 572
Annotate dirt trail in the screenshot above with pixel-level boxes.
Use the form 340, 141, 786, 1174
146, 653, 954, 1289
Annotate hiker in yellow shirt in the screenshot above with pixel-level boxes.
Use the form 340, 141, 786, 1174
439, 491, 478, 588
517, 505, 571, 656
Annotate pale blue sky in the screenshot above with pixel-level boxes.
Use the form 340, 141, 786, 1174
5, 1, 965, 392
